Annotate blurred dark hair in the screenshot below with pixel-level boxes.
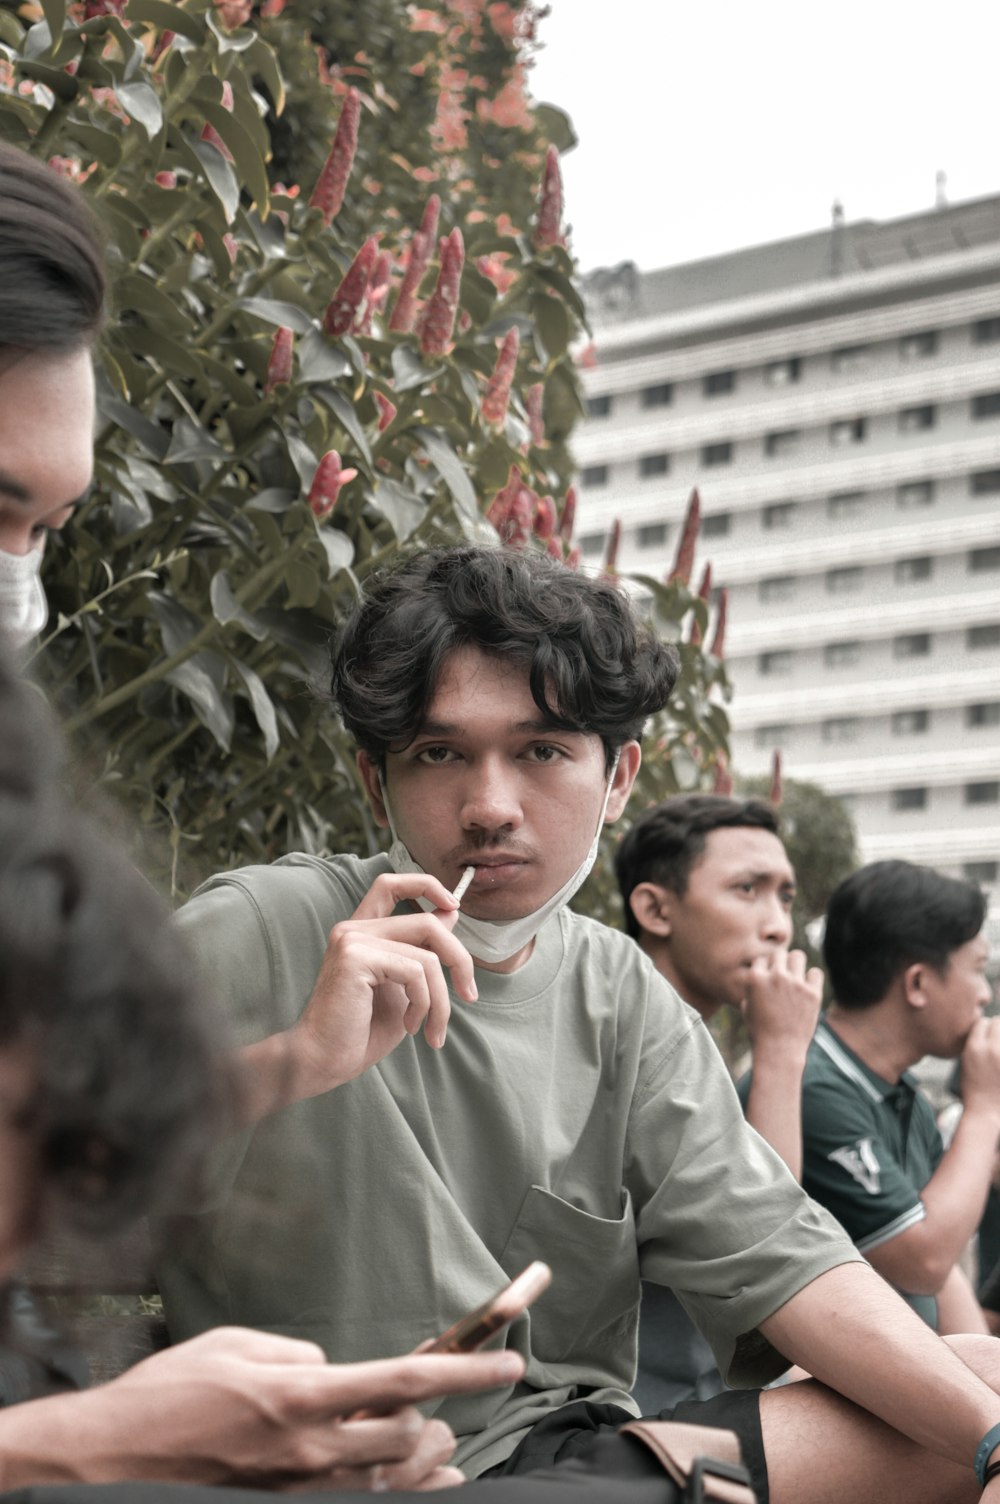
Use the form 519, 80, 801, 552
0, 655, 221, 1232
0, 143, 106, 357
615, 794, 781, 939
823, 859, 986, 1009
330, 544, 679, 771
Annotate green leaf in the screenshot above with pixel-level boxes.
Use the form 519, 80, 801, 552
247, 487, 296, 513
195, 95, 268, 208
312, 527, 355, 580
185, 137, 240, 224
237, 297, 314, 333
245, 33, 285, 116
412, 426, 477, 517
232, 658, 279, 760
114, 78, 163, 138
298, 327, 351, 382
67, 120, 122, 168
164, 418, 228, 464
116, 272, 193, 333
16, 59, 78, 101
210, 571, 268, 641
38, 0, 65, 46
534, 103, 577, 152
533, 264, 588, 324
391, 345, 443, 393
531, 293, 571, 364
125, 0, 206, 45
372, 477, 426, 541
319, 386, 372, 467
126, 327, 206, 382
284, 560, 320, 609
167, 656, 234, 751
98, 394, 170, 458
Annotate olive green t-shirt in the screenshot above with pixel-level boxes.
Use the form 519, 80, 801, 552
159, 853, 860, 1476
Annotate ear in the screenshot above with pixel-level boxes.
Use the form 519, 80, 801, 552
357, 751, 389, 830
901, 962, 928, 1011
629, 882, 674, 939
604, 740, 642, 823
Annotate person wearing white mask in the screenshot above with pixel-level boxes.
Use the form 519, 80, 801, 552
160, 542, 1000, 1504
0, 144, 104, 655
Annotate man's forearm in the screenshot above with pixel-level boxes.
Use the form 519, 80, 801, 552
743, 1042, 809, 1181
935, 1264, 989, 1336
760, 1261, 1000, 1467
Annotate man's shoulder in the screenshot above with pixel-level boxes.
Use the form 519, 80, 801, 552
181, 851, 389, 926
558, 906, 698, 1026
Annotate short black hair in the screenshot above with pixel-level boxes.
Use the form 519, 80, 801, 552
0, 143, 106, 357
823, 859, 986, 1009
331, 544, 679, 770
615, 794, 780, 940
0, 655, 220, 1233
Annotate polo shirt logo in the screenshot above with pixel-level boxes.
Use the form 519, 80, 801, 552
828, 1137, 881, 1194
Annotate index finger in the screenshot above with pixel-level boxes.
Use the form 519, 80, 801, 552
293, 1350, 525, 1422
354, 871, 460, 921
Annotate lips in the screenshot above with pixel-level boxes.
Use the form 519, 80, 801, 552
460, 857, 529, 889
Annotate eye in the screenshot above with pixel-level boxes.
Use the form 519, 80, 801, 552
415, 745, 459, 765
524, 743, 563, 763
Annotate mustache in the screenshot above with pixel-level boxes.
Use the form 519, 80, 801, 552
444, 835, 535, 861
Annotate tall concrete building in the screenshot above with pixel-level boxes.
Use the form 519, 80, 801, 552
575, 196, 1000, 897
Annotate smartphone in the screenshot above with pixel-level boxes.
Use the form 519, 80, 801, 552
423, 1261, 552, 1354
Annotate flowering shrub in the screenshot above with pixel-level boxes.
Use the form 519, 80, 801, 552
1, 0, 729, 904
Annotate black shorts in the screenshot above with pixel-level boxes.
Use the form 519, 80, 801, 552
483, 1389, 767, 1504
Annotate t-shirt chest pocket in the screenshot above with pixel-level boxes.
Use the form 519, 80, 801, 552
500, 1184, 639, 1369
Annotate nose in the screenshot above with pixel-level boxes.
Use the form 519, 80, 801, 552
762, 892, 793, 948
0, 522, 42, 558
459, 756, 524, 836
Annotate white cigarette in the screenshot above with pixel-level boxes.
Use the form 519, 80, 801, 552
452, 865, 476, 902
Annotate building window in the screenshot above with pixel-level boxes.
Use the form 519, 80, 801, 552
892, 787, 928, 811
892, 709, 930, 736
897, 480, 935, 508
759, 575, 796, 603
824, 640, 862, 668
966, 702, 1000, 728
579, 532, 605, 557
964, 861, 999, 884
755, 723, 792, 749
968, 624, 1000, 649
973, 317, 1000, 343
965, 782, 1000, 805
765, 357, 801, 386
702, 511, 731, 538
826, 566, 863, 594
580, 464, 609, 488
637, 522, 668, 549
701, 441, 733, 466
639, 452, 670, 478
893, 632, 931, 658
586, 394, 612, 418
762, 501, 797, 530
827, 491, 866, 520
971, 469, 1000, 495
831, 345, 869, 373
898, 405, 936, 433
641, 382, 673, 408
759, 650, 793, 676
969, 546, 1000, 572
830, 417, 867, 446
894, 556, 933, 584
764, 429, 801, 458
703, 370, 736, 396
972, 391, 1000, 419
900, 331, 939, 359
821, 717, 861, 743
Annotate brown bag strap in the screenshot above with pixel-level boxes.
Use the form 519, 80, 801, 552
619, 1420, 758, 1504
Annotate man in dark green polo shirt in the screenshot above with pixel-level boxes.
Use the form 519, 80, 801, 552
780, 860, 996, 1333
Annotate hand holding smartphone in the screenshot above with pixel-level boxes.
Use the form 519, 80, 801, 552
423, 1261, 552, 1354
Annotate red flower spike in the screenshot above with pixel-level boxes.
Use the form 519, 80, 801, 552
667, 488, 701, 585
769, 750, 784, 808
713, 757, 734, 796
323, 235, 379, 338
220, 80, 234, 111
545, 535, 562, 561
215, 0, 252, 28
355, 249, 393, 334
420, 229, 465, 355
526, 382, 544, 445
533, 145, 564, 249
222, 233, 238, 265
154, 170, 177, 189
419, 193, 441, 244
375, 392, 397, 431
602, 518, 621, 575
709, 587, 728, 659
559, 485, 576, 543
84, 0, 125, 16
566, 545, 581, 571
481, 326, 520, 426
264, 326, 293, 394
201, 120, 233, 162
533, 493, 556, 539
307, 451, 358, 520
309, 87, 361, 226
388, 230, 431, 333
690, 562, 713, 647
150, 28, 175, 63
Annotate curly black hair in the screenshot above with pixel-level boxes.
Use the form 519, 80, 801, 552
0, 660, 221, 1234
331, 544, 679, 768
0, 143, 106, 357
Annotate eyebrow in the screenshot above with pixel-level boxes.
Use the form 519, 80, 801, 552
416, 718, 579, 738
0, 469, 90, 513
733, 868, 796, 888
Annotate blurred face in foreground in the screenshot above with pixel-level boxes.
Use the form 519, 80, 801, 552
0, 1040, 41, 1282
0, 348, 94, 559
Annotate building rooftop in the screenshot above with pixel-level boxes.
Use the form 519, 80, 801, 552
583, 194, 1000, 326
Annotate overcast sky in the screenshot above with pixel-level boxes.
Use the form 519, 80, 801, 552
528, 1, 1000, 273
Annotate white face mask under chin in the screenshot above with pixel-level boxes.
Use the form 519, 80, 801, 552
0, 548, 48, 654
382, 752, 620, 965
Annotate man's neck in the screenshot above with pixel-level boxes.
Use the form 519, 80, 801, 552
824, 1005, 919, 1084
639, 936, 721, 1020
